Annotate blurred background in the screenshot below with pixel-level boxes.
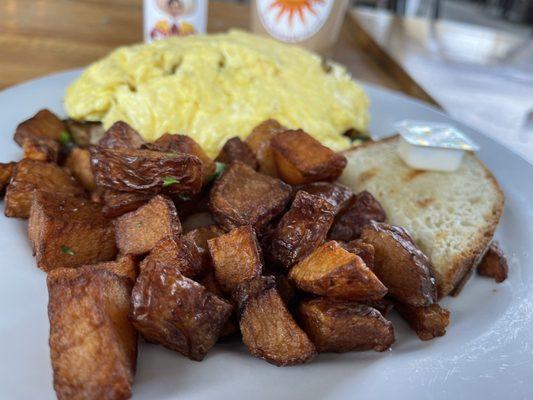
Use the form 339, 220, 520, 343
222, 0, 533, 33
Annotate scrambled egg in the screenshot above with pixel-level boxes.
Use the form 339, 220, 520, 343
65, 30, 369, 158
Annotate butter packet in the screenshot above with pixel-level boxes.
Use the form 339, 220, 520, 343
395, 120, 479, 172
395, 120, 479, 151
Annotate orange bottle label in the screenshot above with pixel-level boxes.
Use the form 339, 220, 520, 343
256, 0, 334, 42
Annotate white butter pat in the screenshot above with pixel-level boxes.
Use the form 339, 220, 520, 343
398, 136, 465, 171
395, 120, 480, 172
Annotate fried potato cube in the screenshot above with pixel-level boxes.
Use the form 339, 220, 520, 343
340, 239, 375, 269
28, 192, 117, 272
269, 191, 335, 268
272, 273, 300, 307
197, 271, 239, 338
5, 159, 84, 218
394, 303, 450, 341
298, 181, 353, 215
0, 162, 15, 194
180, 211, 215, 233
363, 298, 394, 317
90, 147, 203, 196
21, 136, 59, 162
297, 298, 395, 353
198, 270, 223, 297
174, 192, 211, 220
131, 260, 232, 361
141, 235, 203, 278
101, 190, 153, 218
232, 275, 276, 310
449, 268, 474, 297
220, 318, 239, 338
216, 137, 259, 170
89, 255, 138, 282
114, 195, 182, 256
209, 161, 291, 231
98, 121, 145, 149
64, 148, 95, 191
47, 266, 137, 400
65, 119, 105, 147
289, 241, 387, 301
14, 109, 64, 146
329, 191, 387, 242
207, 225, 263, 294
361, 221, 437, 306
271, 129, 347, 185
232, 276, 316, 366
185, 224, 226, 271
477, 242, 508, 283
245, 119, 287, 176
146, 133, 216, 184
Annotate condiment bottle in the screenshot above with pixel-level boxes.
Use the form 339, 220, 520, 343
144, 0, 208, 42
250, 0, 350, 54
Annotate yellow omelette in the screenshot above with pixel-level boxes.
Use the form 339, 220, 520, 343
65, 30, 369, 157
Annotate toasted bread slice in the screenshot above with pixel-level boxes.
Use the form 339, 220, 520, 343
339, 136, 504, 296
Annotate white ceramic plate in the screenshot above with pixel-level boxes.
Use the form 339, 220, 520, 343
0, 70, 532, 400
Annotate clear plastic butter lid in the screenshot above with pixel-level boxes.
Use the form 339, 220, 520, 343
395, 120, 480, 151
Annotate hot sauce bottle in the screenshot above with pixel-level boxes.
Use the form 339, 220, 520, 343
144, 0, 208, 42
251, 0, 350, 54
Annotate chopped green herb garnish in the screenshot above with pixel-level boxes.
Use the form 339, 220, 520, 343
177, 194, 191, 202
59, 131, 71, 146
61, 245, 75, 256
208, 162, 226, 183
343, 128, 370, 143
135, 221, 143, 228
162, 177, 180, 187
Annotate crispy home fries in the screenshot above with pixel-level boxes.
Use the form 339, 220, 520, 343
1, 106, 506, 400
